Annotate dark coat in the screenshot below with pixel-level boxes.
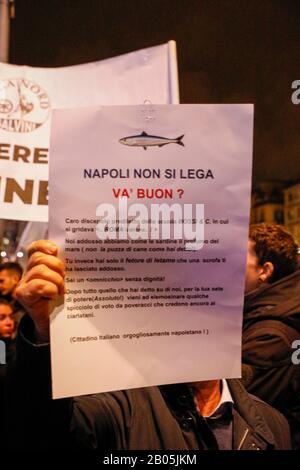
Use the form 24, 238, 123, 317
0, 337, 16, 380
242, 268, 300, 449
0, 337, 16, 447
5, 316, 291, 450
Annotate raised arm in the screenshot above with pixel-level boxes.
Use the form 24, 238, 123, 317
15, 240, 65, 342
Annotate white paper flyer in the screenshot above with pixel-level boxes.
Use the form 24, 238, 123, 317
49, 104, 253, 398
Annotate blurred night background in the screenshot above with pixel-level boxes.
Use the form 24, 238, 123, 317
9, 0, 300, 183
1, 0, 300, 258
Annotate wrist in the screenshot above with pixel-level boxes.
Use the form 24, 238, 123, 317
34, 324, 50, 344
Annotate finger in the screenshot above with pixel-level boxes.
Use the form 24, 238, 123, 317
27, 251, 65, 276
23, 264, 65, 296
27, 240, 58, 258
16, 279, 60, 304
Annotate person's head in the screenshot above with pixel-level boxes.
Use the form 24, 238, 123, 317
0, 262, 23, 297
245, 224, 299, 293
0, 300, 15, 339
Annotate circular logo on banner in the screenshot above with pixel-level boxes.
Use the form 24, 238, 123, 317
0, 78, 51, 133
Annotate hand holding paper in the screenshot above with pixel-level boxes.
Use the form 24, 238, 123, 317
15, 240, 65, 342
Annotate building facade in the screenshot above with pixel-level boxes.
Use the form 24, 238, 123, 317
283, 182, 300, 243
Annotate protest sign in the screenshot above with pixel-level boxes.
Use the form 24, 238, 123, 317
49, 104, 253, 398
0, 41, 178, 222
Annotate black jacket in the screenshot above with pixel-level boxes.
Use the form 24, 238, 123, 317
0, 337, 16, 390
0, 337, 16, 447
242, 268, 300, 449
5, 316, 291, 450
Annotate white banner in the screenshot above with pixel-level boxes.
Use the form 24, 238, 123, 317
49, 103, 253, 398
0, 41, 178, 222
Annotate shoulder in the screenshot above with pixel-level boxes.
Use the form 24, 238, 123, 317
250, 392, 288, 426
73, 386, 161, 415
249, 393, 291, 446
243, 318, 299, 364
229, 379, 291, 449
72, 386, 162, 429
71, 387, 163, 449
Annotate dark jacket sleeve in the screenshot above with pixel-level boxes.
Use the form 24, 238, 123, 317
242, 321, 296, 402
248, 394, 292, 450
5, 315, 130, 450
5, 315, 73, 449
242, 321, 300, 449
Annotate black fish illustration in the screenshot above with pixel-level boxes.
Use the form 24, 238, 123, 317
119, 131, 184, 150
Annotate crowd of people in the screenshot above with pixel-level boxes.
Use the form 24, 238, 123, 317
0, 223, 299, 450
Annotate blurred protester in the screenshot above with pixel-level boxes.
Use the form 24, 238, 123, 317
243, 223, 300, 449
0, 262, 23, 299
0, 299, 16, 388
0, 262, 24, 331
0, 300, 16, 448
0, 300, 15, 341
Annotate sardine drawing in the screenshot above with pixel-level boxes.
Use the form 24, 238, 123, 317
119, 131, 184, 150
